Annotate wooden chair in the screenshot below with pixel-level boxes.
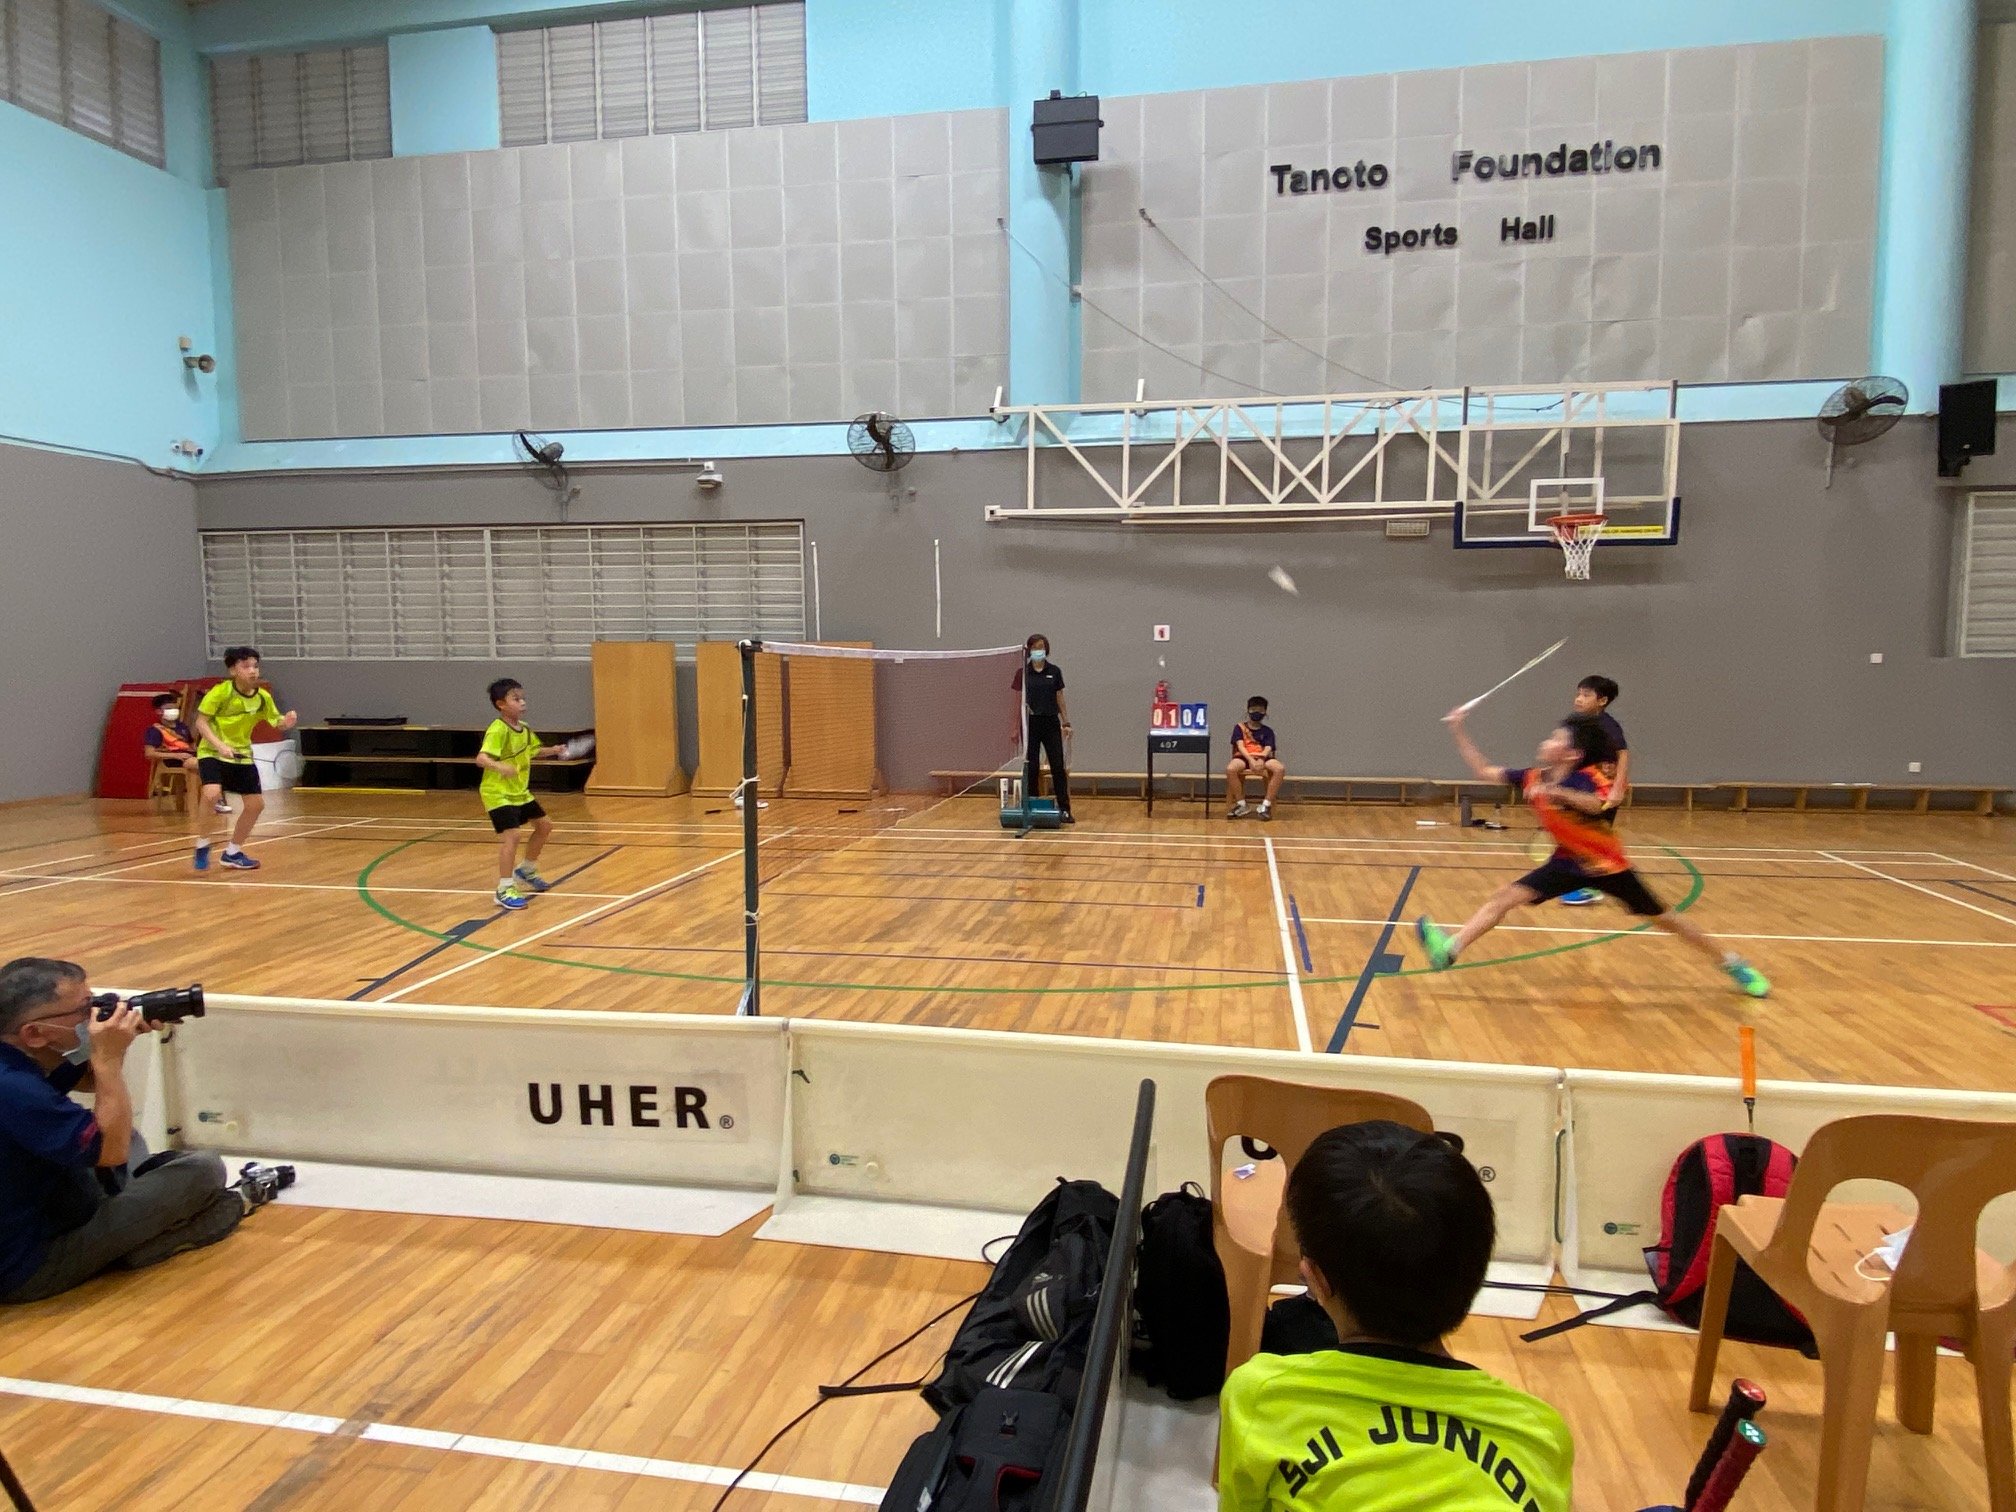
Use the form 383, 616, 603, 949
1688, 1114, 2016, 1512
145, 758, 192, 811
1205, 1074, 1434, 1376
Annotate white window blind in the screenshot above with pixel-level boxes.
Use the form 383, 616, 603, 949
0, 0, 164, 167
202, 523, 807, 660
209, 43, 391, 182
1954, 493, 2016, 657
496, 2, 806, 148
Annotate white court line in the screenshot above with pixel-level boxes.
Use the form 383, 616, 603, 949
1815, 851, 2016, 932
1934, 852, 2016, 884
0, 872, 634, 901
1299, 916, 2016, 950
378, 830, 796, 1003
0, 1375, 881, 1504
0, 820, 376, 898
1263, 837, 1312, 1054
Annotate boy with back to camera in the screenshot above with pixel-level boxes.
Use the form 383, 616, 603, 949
192, 648, 298, 872
1559, 676, 1628, 906
1217, 1120, 1573, 1511
478, 679, 567, 912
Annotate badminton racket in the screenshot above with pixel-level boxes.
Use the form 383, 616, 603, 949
1688, 1419, 1765, 1512
1739, 1026, 1758, 1133
1455, 636, 1570, 714
1686, 1378, 1765, 1508
558, 733, 596, 760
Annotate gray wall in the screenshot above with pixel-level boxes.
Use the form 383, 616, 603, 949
230, 111, 1009, 440
1968, 23, 2016, 375
1082, 38, 1882, 399
195, 414, 2016, 787
1, 445, 207, 802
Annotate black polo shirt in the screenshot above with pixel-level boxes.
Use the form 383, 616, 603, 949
1022, 661, 1065, 718
0, 1043, 99, 1294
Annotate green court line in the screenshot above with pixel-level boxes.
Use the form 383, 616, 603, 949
353, 838, 1705, 998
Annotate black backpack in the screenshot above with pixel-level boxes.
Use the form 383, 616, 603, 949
924, 1179, 1118, 1414
1130, 1183, 1230, 1400
878, 1387, 1069, 1512
1525, 1133, 1814, 1354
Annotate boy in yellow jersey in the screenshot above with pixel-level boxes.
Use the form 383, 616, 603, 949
192, 648, 297, 872
1415, 710, 1768, 997
1218, 1121, 1573, 1512
477, 679, 565, 911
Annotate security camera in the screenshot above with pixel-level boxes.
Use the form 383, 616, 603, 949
178, 337, 216, 374
696, 463, 724, 489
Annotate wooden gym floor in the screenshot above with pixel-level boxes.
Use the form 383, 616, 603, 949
2, 787, 2013, 1086
1, 787, 2012, 1509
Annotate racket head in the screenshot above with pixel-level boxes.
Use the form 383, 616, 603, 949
1525, 826, 1554, 866
561, 733, 596, 760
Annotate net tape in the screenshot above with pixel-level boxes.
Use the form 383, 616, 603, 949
750, 641, 1027, 661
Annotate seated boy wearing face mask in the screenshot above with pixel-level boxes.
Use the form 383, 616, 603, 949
1228, 696, 1284, 821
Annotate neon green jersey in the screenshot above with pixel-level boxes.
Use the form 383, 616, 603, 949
1218, 1347, 1573, 1512
480, 718, 539, 809
196, 680, 280, 764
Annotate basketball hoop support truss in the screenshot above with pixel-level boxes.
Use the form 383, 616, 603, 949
983, 380, 1679, 529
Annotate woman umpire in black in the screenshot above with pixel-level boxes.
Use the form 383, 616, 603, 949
1017, 633, 1074, 823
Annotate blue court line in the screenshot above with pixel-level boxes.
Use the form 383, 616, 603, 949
1946, 879, 2016, 909
349, 846, 621, 999
1288, 894, 1314, 972
1197, 883, 1206, 908
1327, 866, 1420, 1054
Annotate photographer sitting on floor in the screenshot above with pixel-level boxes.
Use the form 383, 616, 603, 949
0, 958, 286, 1304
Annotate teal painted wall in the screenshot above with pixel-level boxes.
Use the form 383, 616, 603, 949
0, 103, 221, 466
390, 26, 503, 155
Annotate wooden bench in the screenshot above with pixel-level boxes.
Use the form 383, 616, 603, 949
1722, 781, 2010, 816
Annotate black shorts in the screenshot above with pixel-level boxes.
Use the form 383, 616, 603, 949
1515, 858, 1665, 917
487, 800, 547, 833
197, 757, 261, 796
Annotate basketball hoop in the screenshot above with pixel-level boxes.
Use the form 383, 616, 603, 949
1547, 514, 1606, 580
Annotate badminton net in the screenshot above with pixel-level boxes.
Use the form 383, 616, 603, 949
740, 641, 1026, 890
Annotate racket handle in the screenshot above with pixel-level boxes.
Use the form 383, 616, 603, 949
1685, 1379, 1765, 1507
1688, 1420, 1765, 1512
1739, 1026, 1757, 1102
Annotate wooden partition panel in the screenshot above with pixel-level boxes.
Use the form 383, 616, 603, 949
783, 642, 881, 799
584, 640, 688, 796
693, 642, 783, 796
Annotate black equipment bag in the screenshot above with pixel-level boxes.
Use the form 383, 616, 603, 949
1130, 1183, 1230, 1400
878, 1387, 1069, 1512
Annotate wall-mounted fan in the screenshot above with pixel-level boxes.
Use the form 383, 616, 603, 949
1816, 377, 1908, 487
847, 412, 916, 474
515, 430, 581, 517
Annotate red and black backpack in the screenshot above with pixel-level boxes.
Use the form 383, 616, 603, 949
1526, 1133, 1815, 1354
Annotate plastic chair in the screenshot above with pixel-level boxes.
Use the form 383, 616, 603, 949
1688, 1113, 2016, 1512
1205, 1074, 1433, 1376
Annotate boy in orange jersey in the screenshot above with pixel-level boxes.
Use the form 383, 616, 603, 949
1416, 710, 1768, 997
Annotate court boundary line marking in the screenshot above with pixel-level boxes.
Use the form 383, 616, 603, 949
1329, 867, 1418, 1054
1300, 917, 2016, 950
1817, 850, 2016, 932
1936, 852, 2016, 884
0, 872, 636, 901
1263, 837, 1312, 1053
0, 821, 377, 898
0, 1374, 882, 1505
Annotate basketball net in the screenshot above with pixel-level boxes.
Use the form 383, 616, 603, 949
1547, 514, 1605, 581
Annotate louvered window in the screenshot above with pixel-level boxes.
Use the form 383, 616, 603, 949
0, 0, 164, 167
209, 43, 391, 183
202, 524, 807, 660
1953, 493, 2016, 657
496, 2, 805, 148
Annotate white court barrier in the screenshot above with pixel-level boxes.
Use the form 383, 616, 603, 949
1564, 1070, 2016, 1284
785, 1021, 1561, 1269
167, 994, 788, 1189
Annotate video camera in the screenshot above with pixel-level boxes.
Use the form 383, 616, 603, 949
87, 985, 206, 1024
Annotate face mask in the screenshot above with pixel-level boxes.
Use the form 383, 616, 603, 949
161, 708, 180, 722
59, 1018, 91, 1066
1029, 649, 1047, 665
1248, 709, 1265, 721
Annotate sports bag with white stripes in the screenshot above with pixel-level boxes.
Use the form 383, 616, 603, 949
922, 1178, 1119, 1414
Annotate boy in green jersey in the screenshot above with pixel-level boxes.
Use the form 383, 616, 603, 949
191, 648, 297, 872
1218, 1122, 1573, 1512
478, 679, 565, 911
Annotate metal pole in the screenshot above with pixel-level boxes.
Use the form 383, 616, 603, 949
739, 638, 761, 1016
